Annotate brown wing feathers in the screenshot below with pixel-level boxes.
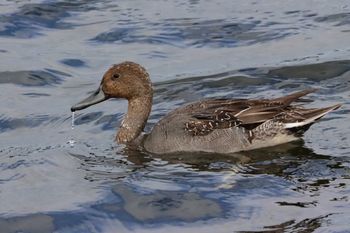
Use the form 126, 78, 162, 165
185, 110, 243, 136
184, 89, 321, 136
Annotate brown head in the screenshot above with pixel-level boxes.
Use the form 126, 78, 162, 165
71, 61, 153, 144
71, 61, 152, 111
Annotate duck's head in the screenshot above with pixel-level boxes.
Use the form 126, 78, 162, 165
71, 61, 152, 112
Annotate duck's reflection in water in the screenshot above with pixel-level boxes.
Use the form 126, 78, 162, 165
95, 141, 342, 223
1, 141, 348, 232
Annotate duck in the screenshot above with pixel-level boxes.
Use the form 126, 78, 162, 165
71, 61, 341, 154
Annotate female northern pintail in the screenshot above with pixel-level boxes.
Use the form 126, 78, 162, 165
71, 61, 341, 154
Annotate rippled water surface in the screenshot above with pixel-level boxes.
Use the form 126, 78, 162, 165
1, 1, 350, 232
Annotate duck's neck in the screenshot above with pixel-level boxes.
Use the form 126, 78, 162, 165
116, 94, 152, 144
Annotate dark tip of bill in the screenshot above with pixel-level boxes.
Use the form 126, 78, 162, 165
71, 104, 87, 112
71, 106, 78, 112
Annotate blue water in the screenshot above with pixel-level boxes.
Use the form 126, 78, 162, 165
0, 1, 349, 232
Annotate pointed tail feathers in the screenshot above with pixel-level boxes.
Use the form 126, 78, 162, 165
284, 103, 341, 129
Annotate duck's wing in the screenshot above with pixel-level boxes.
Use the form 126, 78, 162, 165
184, 100, 283, 136
184, 89, 340, 136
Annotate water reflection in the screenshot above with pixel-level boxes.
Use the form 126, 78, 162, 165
314, 12, 350, 26
122, 140, 349, 184
91, 18, 285, 48
0, 214, 54, 233
268, 60, 350, 82
0, 1, 98, 38
73, 140, 349, 220
255, 215, 329, 233
0, 69, 69, 86
111, 184, 223, 222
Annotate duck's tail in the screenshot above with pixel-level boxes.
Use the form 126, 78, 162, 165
284, 103, 341, 135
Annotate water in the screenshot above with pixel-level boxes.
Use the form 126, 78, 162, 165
0, 0, 349, 232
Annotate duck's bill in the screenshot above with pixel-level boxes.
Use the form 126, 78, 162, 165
71, 85, 108, 112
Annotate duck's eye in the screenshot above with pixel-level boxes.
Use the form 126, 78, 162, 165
112, 73, 120, 80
